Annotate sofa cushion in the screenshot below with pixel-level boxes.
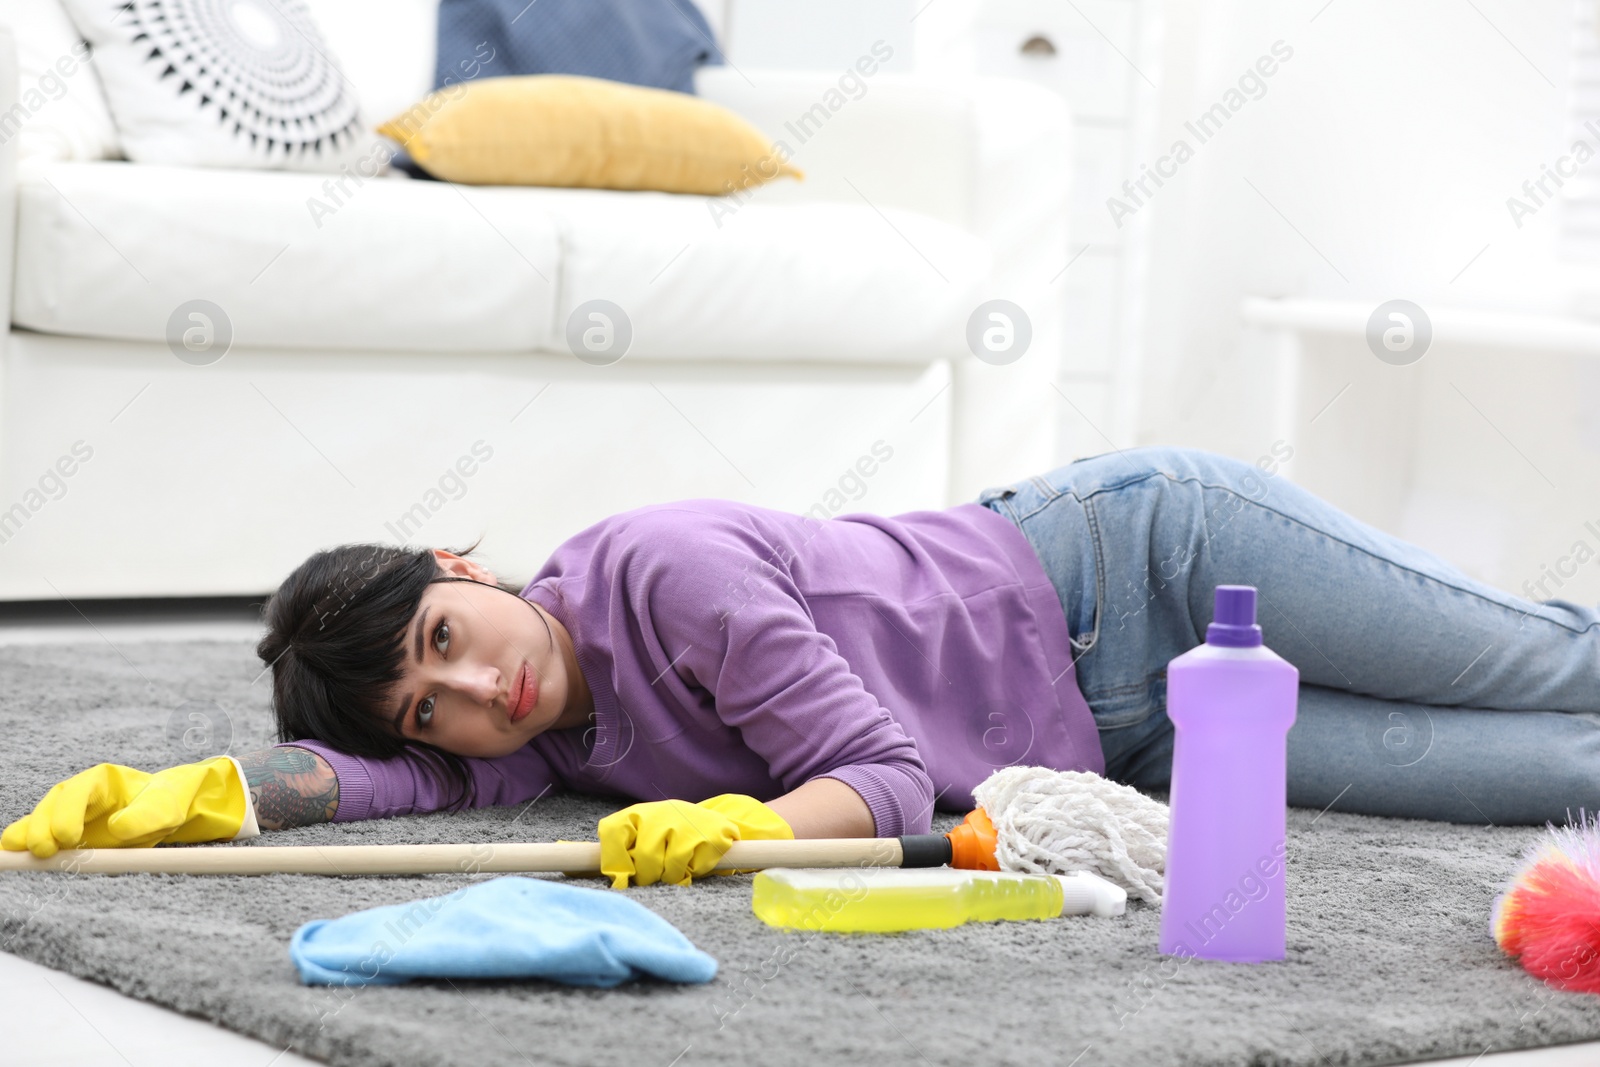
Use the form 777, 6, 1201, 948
57, 0, 373, 171
434, 0, 721, 95
299, 1, 728, 133
380, 75, 801, 194
14, 161, 560, 351
14, 160, 989, 361
534, 186, 991, 362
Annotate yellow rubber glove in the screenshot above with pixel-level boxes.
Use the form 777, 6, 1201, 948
598, 793, 793, 889
1, 757, 259, 858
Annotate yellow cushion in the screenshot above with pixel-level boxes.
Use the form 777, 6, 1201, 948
378, 75, 804, 195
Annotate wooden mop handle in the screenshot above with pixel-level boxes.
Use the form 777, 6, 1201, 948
0, 837, 908, 877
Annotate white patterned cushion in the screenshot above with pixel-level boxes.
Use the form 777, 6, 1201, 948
56, 0, 375, 170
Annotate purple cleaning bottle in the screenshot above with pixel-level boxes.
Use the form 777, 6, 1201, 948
1158, 585, 1298, 962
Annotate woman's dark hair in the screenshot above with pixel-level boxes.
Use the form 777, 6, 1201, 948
254, 540, 515, 812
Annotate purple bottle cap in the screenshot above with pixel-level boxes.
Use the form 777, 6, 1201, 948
1206, 585, 1262, 647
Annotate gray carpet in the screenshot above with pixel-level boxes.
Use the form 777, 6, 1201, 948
3, 640, 1600, 1067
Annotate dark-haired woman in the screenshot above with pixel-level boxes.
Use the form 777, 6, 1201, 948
8, 447, 1600, 887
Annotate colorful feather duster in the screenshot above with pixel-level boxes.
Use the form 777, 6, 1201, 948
1492, 814, 1600, 994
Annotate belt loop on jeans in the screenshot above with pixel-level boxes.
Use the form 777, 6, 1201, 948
976, 485, 1019, 524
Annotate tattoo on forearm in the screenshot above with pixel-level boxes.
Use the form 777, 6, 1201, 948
236, 747, 339, 830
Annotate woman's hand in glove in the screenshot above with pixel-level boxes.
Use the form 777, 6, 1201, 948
597, 793, 793, 889
1, 757, 259, 858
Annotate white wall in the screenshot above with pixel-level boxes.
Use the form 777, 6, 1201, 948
1126, 0, 1600, 603
1140, 0, 1573, 443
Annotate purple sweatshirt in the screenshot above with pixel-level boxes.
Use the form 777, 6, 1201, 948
284, 500, 1103, 837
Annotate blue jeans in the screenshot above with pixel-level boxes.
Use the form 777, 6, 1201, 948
976, 446, 1600, 825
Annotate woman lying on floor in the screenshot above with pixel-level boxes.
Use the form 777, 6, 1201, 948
6, 447, 1600, 886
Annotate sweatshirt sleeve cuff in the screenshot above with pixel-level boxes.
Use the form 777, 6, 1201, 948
818, 765, 929, 839
274, 740, 373, 823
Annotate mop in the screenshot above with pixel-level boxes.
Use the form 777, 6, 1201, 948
0, 766, 1170, 902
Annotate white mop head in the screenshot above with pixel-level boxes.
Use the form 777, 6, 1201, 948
973, 765, 1168, 905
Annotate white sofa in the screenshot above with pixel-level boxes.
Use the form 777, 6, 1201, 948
0, 1, 1072, 599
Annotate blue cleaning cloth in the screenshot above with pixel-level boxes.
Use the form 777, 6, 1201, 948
434, 0, 723, 96
288, 876, 718, 988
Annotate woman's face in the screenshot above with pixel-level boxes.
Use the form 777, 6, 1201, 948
384, 551, 589, 758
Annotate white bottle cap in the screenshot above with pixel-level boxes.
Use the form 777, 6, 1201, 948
1053, 870, 1127, 918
